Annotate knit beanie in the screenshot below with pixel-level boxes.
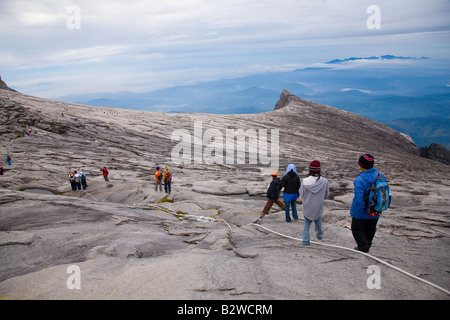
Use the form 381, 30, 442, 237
358, 154, 375, 169
309, 160, 321, 173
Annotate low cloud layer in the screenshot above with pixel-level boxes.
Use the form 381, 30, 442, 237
1, 0, 449, 97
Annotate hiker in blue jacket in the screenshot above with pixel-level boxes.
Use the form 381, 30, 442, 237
350, 154, 384, 253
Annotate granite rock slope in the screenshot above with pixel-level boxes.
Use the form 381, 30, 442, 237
0, 88, 449, 299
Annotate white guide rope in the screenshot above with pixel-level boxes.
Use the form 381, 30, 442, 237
250, 223, 450, 296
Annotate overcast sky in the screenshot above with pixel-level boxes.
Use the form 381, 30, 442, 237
1, 0, 449, 98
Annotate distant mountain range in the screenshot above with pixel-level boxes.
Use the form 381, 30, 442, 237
65, 55, 450, 148
326, 55, 429, 64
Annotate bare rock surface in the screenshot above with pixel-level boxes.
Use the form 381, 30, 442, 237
0, 88, 449, 300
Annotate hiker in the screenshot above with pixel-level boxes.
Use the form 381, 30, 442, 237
163, 166, 172, 194
281, 164, 300, 222
300, 160, 330, 245
0, 166, 4, 176
350, 154, 384, 253
6, 155, 11, 166
73, 171, 82, 191
154, 166, 163, 192
69, 171, 76, 191
100, 167, 109, 181
78, 168, 88, 190
262, 171, 285, 216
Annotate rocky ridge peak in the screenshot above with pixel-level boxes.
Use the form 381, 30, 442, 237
274, 89, 310, 110
0, 76, 16, 92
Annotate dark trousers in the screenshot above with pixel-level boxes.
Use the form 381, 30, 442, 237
262, 199, 285, 215
351, 217, 379, 253
164, 181, 171, 193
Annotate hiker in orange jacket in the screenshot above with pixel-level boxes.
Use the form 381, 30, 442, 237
154, 166, 163, 192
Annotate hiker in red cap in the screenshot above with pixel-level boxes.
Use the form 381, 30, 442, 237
300, 160, 330, 245
262, 171, 285, 216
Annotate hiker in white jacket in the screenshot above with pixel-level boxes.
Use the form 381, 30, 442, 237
73, 171, 82, 191
300, 160, 330, 245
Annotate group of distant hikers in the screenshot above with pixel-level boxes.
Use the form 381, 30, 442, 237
262, 154, 390, 253
67, 165, 173, 194
68, 167, 111, 190
68, 169, 88, 191
154, 166, 172, 194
